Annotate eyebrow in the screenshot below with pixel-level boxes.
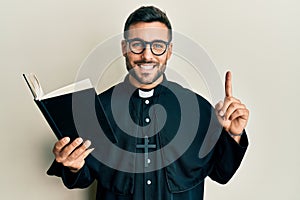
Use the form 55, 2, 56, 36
127, 38, 169, 42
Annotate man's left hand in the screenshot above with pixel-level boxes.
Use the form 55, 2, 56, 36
215, 71, 249, 140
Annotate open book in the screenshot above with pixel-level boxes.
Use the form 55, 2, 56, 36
23, 73, 115, 142
23, 73, 93, 100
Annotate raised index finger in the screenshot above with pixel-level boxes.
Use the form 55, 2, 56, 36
225, 71, 233, 97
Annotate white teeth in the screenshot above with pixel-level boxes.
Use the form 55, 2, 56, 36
140, 65, 154, 70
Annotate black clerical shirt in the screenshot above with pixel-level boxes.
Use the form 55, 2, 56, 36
47, 76, 248, 200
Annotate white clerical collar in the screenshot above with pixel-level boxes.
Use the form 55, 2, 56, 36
138, 89, 154, 98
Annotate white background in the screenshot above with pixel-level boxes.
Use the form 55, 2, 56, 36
1, 0, 299, 199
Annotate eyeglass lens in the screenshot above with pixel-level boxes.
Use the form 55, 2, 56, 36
128, 39, 168, 56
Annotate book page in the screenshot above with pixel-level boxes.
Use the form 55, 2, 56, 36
23, 73, 44, 99
40, 79, 93, 100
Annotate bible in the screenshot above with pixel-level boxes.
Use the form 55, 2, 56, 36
23, 73, 116, 142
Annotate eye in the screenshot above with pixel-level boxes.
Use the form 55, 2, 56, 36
152, 42, 165, 49
130, 41, 144, 48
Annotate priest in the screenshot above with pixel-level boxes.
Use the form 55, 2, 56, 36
47, 6, 249, 200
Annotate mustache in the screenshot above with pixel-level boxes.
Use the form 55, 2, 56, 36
134, 60, 157, 65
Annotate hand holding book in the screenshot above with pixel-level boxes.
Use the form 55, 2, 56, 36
23, 73, 115, 141
53, 137, 94, 173
23, 73, 107, 172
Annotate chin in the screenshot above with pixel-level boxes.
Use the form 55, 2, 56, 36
137, 78, 155, 85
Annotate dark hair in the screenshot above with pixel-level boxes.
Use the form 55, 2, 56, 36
123, 6, 172, 41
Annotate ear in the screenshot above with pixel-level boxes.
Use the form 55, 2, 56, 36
166, 43, 173, 60
121, 40, 127, 57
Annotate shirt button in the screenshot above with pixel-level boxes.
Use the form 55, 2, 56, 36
145, 99, 150, 104
147, 158, 151, 164
145, 118, 150, 123
147, 180, 152, 185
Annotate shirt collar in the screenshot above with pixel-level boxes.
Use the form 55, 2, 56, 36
138, 89, 154, 98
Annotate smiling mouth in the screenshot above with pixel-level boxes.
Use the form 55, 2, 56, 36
141, 65, 154, 70
137, 63, 156, 70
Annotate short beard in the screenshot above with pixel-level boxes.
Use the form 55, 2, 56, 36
125, 56, 167, 85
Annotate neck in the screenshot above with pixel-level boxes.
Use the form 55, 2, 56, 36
129, 75, 163, 89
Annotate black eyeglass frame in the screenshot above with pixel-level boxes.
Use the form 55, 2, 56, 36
126, 38, 171, 56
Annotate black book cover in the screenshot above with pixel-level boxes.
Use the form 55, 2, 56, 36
24, 74, 116, 143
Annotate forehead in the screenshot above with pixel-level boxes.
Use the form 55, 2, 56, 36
127, 22, 169, 41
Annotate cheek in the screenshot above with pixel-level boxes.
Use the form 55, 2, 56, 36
127, 53, 143, 63
125, 54, 139, 68
159, 55, 169, 65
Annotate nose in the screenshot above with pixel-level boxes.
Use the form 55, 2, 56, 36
141, 44, 153, 60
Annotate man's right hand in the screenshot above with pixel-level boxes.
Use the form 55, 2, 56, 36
53, 137, 94, 173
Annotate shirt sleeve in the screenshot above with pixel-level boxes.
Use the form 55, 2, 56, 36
46, 156, 95, 189
208, 129, 249, 184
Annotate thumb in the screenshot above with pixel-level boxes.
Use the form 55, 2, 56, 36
215, 101, 224, 116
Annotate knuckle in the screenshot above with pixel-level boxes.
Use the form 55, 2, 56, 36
53, 147, 60, 155
55, 155, 65, 164
236, 109, 242, 115
53, 143, 60, 152
65, 157, 74, 166
77, 146, 86, 154
231, 103, 237, 109
69, 142, 77, 149
245, 108, 250, 115
62, 161, 70, 167
72, 149, 81, 158
224, 97, 230, 102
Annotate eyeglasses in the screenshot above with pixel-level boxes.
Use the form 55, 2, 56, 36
126, 38, 170, 56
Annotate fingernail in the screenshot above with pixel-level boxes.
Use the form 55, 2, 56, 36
88, 148, 95, 154
219, 110, 224, 117
76, 137, 83, 144
84, 140, 91, 148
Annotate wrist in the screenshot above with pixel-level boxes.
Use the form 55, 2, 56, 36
68, 167, 81, 173
227, 131, 243, 144
228, 131, 243, 137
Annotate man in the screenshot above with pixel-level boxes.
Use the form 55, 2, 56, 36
47, 6, 249, 200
